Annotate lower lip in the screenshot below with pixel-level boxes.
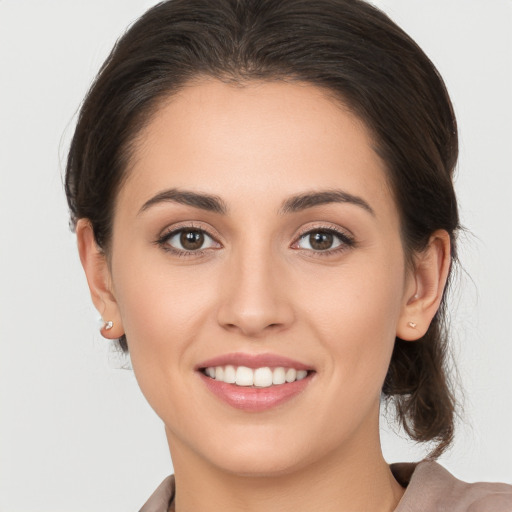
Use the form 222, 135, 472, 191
199, 372, 313, 412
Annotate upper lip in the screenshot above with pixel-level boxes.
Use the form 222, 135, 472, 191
195, 352, 313, 371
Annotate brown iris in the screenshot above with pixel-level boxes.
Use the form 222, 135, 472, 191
180, 230, 205, 250
309, 231, 334, 250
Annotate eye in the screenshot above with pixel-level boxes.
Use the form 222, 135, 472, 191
159, 228, 220, 253
294, 228, 354, 252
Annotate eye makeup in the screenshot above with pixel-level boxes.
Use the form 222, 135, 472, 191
292, 225, 356, 256
153, 221, 222, 258
153, 220, 357, 259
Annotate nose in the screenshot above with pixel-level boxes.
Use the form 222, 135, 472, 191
216, 248, 295, 338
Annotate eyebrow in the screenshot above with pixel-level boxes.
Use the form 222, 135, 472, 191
138, 187, 374, 217
138, 188, 228, 215
279, 190, 375, 216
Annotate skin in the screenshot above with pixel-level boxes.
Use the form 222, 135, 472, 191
77, 79, 451, 512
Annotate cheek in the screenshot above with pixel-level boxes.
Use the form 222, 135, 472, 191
113, 259, 215, 357
110, 258, 218, 421
298, 253, 405, 391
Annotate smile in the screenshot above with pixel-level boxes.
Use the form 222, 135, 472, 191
202, 365, 309, 387
196, 353, 315, 411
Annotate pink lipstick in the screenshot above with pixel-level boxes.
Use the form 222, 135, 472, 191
196, 353, 315, 412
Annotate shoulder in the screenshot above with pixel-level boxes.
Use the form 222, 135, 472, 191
138, 465, 512, 512
392, 461, 512, 512
139, 475, 175, 512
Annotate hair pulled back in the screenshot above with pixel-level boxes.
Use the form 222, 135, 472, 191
65, 0, 460, 458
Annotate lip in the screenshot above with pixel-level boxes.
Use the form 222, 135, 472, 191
199, 372, 313, 412
196, 352, 315, 412
195, 352, 313, 371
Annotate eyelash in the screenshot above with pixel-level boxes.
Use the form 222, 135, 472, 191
293, 225, 356, 256
154, 224, 356, 257
154, 223, 219, 258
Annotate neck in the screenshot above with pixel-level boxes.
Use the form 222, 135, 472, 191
167, 422, 405, 512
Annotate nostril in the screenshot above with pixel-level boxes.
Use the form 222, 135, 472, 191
217, 296, 295, 336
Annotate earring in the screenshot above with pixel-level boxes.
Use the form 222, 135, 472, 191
103, 320, 114, 331
407, 321, 417, 329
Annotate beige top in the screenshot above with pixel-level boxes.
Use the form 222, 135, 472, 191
139, 461, 512, 512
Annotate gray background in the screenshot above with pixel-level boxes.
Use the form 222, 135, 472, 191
1, 0, 511, 510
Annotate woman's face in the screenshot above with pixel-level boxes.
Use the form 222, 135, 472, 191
105, 79, 417, 475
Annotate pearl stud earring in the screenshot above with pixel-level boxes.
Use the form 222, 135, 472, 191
104, 321, 114, 331
407, 321, 417, 329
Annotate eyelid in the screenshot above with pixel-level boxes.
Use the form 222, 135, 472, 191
154, 221, 223, 255
157, 220, 221, 240
153, 221, 355, 257
294, 222, 354, 241
291, 223, 356, 252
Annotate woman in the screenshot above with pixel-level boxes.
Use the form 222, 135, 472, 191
65, 0, 512, 510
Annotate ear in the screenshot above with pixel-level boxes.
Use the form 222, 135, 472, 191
396, 229, 451, 341
76, 219, 124, 339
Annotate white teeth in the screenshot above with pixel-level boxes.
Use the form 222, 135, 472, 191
254, 367, 273, 387
235, 366, 254, 386
272, 367, 286, 385
215, 366, 224, 381
203, 365, 310, 386
224, 365, 236, 384
296, 370, 308, 381
285, 368, 297, 383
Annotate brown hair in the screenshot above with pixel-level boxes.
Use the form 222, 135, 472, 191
65, 0, 459, 457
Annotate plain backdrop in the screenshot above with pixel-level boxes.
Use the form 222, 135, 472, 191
1, 1, 511, 510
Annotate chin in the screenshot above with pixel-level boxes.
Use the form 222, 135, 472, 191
212, 450, 310, 478
195, 428, 320, 478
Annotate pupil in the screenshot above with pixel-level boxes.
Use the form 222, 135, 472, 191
180, 230, 204, 250
310, 232, 333, 250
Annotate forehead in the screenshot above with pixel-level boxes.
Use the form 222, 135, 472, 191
120, 79, 395, 219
